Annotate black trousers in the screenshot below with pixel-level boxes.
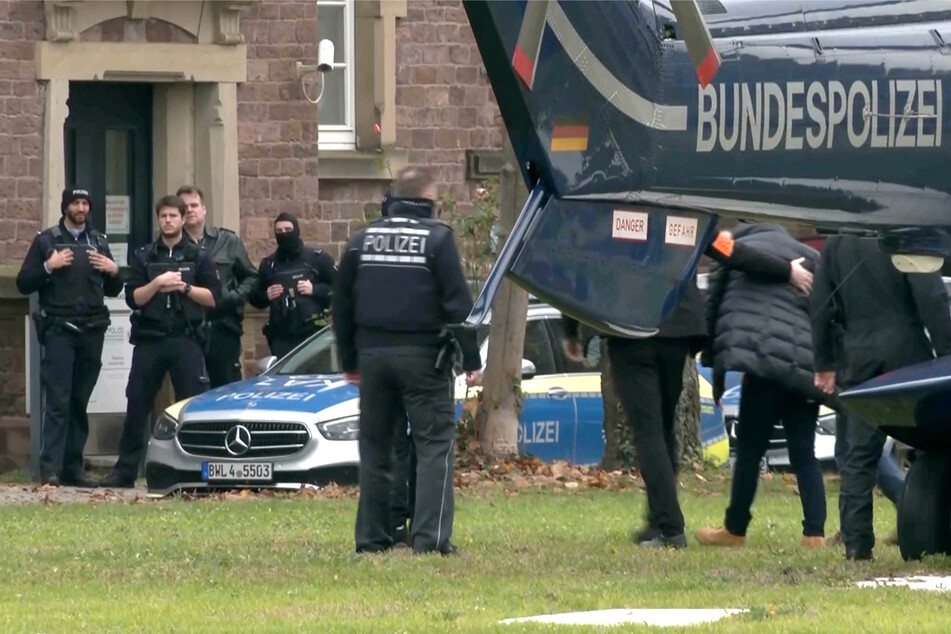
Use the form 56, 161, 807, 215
205, 326, 243, 388
609, 337, 689, 538
724, 374, 826, 537
355, 345, 455, 553
839, 410, 887, 555
390, 411, 417, 535
39, 329, 105, 478
114, 337, 209, 478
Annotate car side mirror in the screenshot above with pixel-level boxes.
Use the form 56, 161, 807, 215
584, 335, 603, 368
254, 355, 278, 376
521, 359, 536, 380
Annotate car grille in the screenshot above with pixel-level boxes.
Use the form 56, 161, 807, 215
177, 421, 310, 458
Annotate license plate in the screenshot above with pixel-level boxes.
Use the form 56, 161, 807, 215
202, 462, 273, 481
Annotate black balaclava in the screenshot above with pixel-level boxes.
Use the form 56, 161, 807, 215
274, 212, 303, 260
61, 187, 91, 216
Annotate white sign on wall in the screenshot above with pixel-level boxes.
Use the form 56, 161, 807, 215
105, 195, 130, 233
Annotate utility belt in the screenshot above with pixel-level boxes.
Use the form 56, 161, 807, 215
32, 310, 109, 344
129, 311, 207, 348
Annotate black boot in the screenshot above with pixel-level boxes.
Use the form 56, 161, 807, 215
98, 470, 135, 489
59, 470, 99, 488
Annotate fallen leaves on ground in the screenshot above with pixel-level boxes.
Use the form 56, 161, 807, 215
452, 448, 644, 495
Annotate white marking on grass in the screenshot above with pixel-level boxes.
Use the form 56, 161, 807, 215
857, 576, 951, 592
501, 608, 748, 627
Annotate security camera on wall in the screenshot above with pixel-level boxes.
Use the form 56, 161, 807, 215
317, 39, 335, 72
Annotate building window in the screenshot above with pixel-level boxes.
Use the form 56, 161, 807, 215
317, 0, 355, 150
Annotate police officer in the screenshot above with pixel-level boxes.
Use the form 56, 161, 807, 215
811, 234, 951, 560
333, 167, 483, 555
250, 212, 336, 359
562, 227, 814, 548
99, 195, 221, 488
16, 187, 123, 486
178, 185, 258, 387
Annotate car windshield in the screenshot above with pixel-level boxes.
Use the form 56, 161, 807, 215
271, 327, 341, 375
269, 324, 492, 376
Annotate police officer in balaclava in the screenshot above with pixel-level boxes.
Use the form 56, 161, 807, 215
249, 212, 337, 359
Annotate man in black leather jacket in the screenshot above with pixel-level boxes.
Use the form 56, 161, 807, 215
179, 185, 258, 387
811, 234, 951, 560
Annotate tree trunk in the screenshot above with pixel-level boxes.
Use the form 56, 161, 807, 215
601, 344, 702, 470
477, 153, 528, 458
477, 275, 528, 456
675, 354, 703, 466
600, 338, 633, 470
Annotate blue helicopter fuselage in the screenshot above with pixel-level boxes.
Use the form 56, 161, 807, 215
480, 0, 951, 244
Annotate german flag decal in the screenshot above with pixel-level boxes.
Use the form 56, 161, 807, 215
550, 121, 589, 152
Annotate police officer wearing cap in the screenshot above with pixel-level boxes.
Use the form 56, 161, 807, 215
99, 195, 221, 488
249, 212, 336, 359
16, 187, 123, 486
178, 185, 258, 387
333, 167, 483, 555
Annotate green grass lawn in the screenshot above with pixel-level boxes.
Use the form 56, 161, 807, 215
1, 473, 949, 633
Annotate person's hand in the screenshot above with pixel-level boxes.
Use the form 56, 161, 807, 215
155, 270, 182, 292
563, 337, 583, 363
344, 372, 360, 386
789, 257, 813, 295
297, 279, 313, 296
267, 284, 283, 301
814, 371, 836, 395
46, 248, 73, 271
89, 251, 119, 276
466, 370, 483, 387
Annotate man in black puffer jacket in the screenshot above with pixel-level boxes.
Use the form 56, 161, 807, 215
697, 223, 827, 548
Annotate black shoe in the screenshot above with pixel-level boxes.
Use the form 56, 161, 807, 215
393, 524, 411, 546
40, 473, 61, 486
59, 471, 98, 488
631, 524, 660, 544
98, 470, 135, 489
846, 549, 873, 561
413, 543, 460, 556
639, 533, 688, 549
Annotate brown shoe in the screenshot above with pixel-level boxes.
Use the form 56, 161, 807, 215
695, 526, 745, 547
801, 536, 826, 548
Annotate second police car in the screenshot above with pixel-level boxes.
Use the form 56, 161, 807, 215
144, 301, 729, 496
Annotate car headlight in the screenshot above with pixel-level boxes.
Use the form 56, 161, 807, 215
317, 416, 360, 441
816, 413, 836, 436
152, 412, 180, 440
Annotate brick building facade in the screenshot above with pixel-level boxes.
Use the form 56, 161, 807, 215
0, 0, 506, 470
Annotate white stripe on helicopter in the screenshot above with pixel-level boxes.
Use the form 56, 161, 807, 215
544, 1, 689, 132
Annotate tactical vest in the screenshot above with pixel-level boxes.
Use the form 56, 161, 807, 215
354, 216, 444, 332
39, 225, 109, 318
266, 249, 327, 338
139, 240, 204, 331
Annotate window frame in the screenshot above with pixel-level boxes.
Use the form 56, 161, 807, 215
316, 0, 356, 150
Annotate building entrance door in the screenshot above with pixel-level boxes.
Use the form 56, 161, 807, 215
53, 82, 153, 459
65, 82, 153, 261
